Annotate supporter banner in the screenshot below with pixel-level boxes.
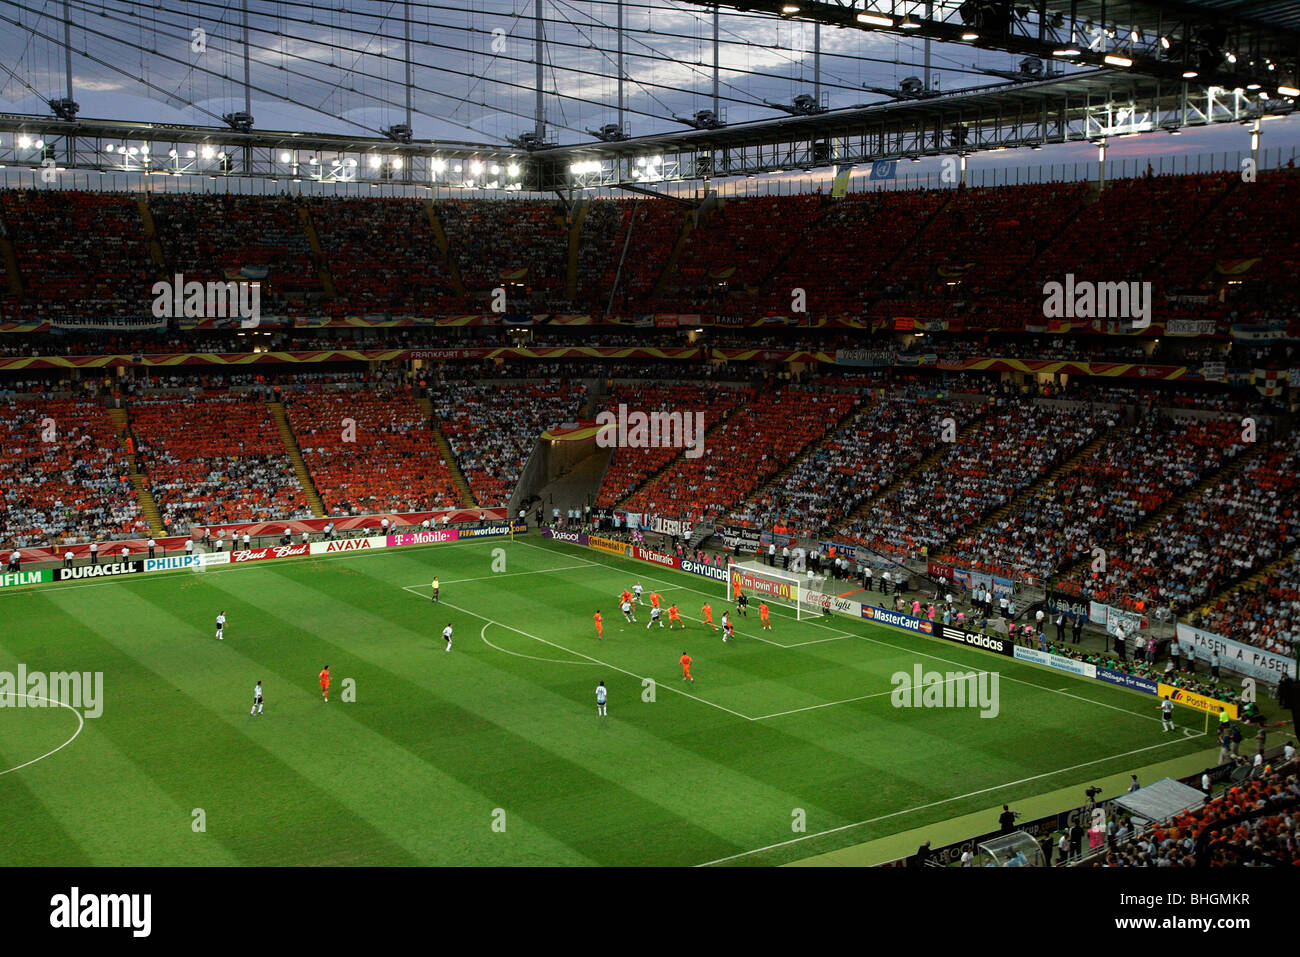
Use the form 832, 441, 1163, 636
1095, 667, 1159, 695
144, 556, 202, 572
1165, 319, 1217, 336
56, 561, 143, 581
0, 569, 52, 588
1089, 600, 1109, 625
540, 528, 589, 546
1158, 682, 1238, 721
970, 571, 993, 595
718, 524, 761, 550
589, 535, 630, 557
1231, 324, 1292, 342
387, 530, 459, 547
731, 567, 798, 601
834, 349, 893, 367
1045, 592, 1089, 620
861, 605, 934, 636
939, 624, 1015, 657
927, 561, 954, 581
1014, 645, 1097, 678
992, 576, 1015, 598
1174, 622, 1296, 682
759, 530, 798, 550
650, 516, 693, 539
952, 567, 970, 588
309, 535, 388, 556
230, 544, 311, 563
1201, 362, 1226, 381
633, 546, 680, 569
680, 558, 729, 582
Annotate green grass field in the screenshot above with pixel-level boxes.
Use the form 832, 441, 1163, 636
0, 534, 1215, 866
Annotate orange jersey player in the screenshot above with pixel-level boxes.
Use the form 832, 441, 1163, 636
680, 652, 694, 683
319, 665, 330, 702
593, 610, 604, 641
650, 591, 662, 610
701, 602, 716, 630
619, 589, 633, 606
759, 602, 772, 630
667, 604, 683, 629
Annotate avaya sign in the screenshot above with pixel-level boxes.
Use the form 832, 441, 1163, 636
231, 544, 311, 563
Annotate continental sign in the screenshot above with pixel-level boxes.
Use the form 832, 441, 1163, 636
1158, 683, 1238, 721
588, 535, 630, 557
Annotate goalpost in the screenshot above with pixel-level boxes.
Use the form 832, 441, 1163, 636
727, 561, 827, 621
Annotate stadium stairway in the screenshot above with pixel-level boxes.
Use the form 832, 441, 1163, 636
754, 196, 834, 292
934, 428, 1118, 554
730, 392, 867, 519
423, 201, 468, 298
1055, 435, 1271, 588
564, 199, 589, 302
647, 209, 696, 300
297, 205, 337, 300
419, 397, 476, 507
860, 193, 954, 307
1188, 548, 1295, 623
107, 406, 164, 537
267, 401, 327, 517
0, 203, 22, 296
837, 406, 990, 530
610, 398, 751, 512
1152, 176, 1241, 275
137, 199, 167, 272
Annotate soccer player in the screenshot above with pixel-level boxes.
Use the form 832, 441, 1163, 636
215, 611, 226, 641
759, 601, 772, 631
250, 681, 264, 716
596, 681, 608, 717
736, 592, 749, 617
680, 652, 694, 684
632, 582, 644, 605
721, 611, 731, 642
442, 623, 454, 652
649, 591, 662, 611
593, 610, 604, 641
724, 619, 736, 643
667, 604, 683, 629
1160, 696, 1175, 732
647, 605, 664, 629
621, 600, 637, 623
431, 577, 440, 602
701, 602, 716, 630
319, 666, 330, 702
619, 588, 633, 608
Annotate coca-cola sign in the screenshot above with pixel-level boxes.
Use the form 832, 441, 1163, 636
231, 543, 311, 563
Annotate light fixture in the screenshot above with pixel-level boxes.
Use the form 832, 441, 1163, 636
961, 31, 979, 40
900, 15, 920, 29
1182, 70, 1199, 79
168, 148, 178, 158
1247, 82, 1262, 90
1053, 48, 1082, 57
1160, 36, 1170, 49
506, 163, 520, 177
368, 155, 382, 168
391, 158, 403, 170
1279, 85, 1300, 97
856, 13, 893, 27
431, 157, 446, 172
17, 135, 31, 149
470, 160, 484, 174
1104, 54, 1133, 68
201, 145, 215, 159
105, 144, 115, 153
1168, 127, 1182, 135
781, 4, 800, 13
186, 150, 196, 159
279, 151, 292, 163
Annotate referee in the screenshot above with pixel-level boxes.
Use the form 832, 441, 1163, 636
431, 577, 440, 603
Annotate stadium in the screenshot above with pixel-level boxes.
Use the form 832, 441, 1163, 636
0, 0, 1298, 896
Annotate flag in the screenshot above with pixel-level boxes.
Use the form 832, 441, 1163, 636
869, 159, 897, 181
831, 166, 852, 198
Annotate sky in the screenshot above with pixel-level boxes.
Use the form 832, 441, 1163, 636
0, 0, 1295, 178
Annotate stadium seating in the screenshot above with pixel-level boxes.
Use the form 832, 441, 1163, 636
1192, 551, 1299, 656
130, 394, 310, 529
437, 199, 569, 297
435, 379, 588, 506
0, 398, 142, 546
285, 388, 459, 513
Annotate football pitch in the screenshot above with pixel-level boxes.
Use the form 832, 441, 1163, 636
0, 535, 1212, 866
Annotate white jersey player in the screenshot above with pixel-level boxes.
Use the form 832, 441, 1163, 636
721, 612, 731, 642
596, 681, 608, 717
621, 600, 636, 623
442, 623, 454, 652
647, 606, 663, 629
215, 612, 226, 640
250, 681, 264, 716
633, 583, 644, 605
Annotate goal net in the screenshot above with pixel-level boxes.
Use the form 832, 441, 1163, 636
727, 561, 819, 621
